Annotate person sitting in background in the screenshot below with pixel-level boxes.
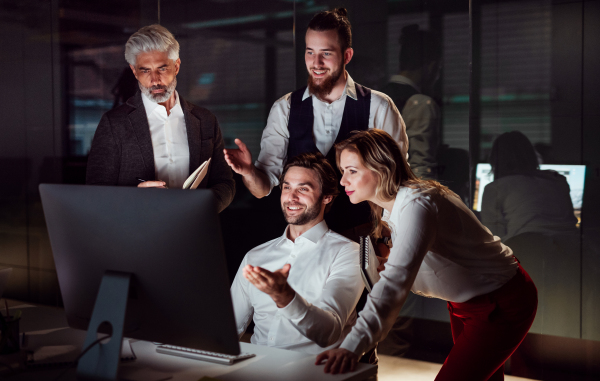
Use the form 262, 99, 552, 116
230, 152, 364, 354
481, 131, 577, 241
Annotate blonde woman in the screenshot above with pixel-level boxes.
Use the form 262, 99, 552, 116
316, 130, 537, 381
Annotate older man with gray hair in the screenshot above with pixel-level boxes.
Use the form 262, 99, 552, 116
86, 24, 235, 212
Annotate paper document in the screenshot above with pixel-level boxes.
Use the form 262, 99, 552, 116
183, 158, 211, 189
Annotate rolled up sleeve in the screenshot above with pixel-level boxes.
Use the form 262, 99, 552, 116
255, 94, 292, 192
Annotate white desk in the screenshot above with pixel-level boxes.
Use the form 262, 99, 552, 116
1, 302, 376, 381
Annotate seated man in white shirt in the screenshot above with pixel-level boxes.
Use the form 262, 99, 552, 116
230, 152, 364, 354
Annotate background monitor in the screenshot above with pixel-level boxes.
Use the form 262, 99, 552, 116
40, 184, 240, 355
472, 164, 586, 214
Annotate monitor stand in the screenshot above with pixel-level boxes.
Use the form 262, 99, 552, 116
77, 271, 131, 381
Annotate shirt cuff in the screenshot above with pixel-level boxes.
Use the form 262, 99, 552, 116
339, 331, 367, 356
254, 161, 279, 194
278, 292, 310, 320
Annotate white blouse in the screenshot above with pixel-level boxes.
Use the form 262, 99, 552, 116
340, 186, 518, 356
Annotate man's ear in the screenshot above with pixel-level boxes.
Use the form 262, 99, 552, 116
129, 64, 138, 80
344, 48, 354, 65
174, 58, 181, 75
322, 194, 333, 205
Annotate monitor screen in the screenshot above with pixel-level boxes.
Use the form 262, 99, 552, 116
40, 184, 240, 355
472, 164, 586, 214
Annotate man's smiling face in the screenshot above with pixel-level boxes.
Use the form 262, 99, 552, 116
305, 29, 346, 99
280, 166, 327, 226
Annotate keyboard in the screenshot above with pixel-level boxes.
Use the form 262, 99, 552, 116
156, 344, 256, 365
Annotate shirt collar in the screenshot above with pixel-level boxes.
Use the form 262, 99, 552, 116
141, 90, 181, 117
302, 71, 357, 101
389, 74, 421, 93
382, 187, 411, 226
276, 219, 329, 246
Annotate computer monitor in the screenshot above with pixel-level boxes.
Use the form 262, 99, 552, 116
472, 164, 586, 215
40, 185, 240, 365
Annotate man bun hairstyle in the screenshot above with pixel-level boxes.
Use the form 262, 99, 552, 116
280, 152, 340, 213
125, 24, 180, 66
308, 7, 352, 53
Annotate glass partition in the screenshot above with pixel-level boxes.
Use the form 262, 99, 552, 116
0, 0, 597, 378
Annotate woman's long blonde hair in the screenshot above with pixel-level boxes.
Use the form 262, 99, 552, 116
335, 129, 451, 239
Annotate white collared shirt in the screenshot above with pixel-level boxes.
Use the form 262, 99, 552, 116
141, 91, 189, 188
340, 187, 519, 356
255, 72, 409, 191
230, 220, 364, 354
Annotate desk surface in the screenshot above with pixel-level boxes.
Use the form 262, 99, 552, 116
1, 302, 376, 381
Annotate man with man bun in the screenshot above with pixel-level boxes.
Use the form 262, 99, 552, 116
224, 8, 409, 235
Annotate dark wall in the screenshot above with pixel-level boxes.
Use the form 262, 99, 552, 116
0, 0, 63, 305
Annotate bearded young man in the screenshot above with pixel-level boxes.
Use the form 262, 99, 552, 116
230, 152, 364, 354
86, 25, 235, 212
224, 8, 409, 235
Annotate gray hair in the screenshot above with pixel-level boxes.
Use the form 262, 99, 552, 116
125, 24, 180, 66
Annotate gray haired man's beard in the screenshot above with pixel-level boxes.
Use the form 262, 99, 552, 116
139, 77, 177, 103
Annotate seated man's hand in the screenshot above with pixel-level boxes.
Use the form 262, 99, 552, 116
376, 256, 388, 273
137, 181, 167, 188
243, 264, 295, 308
315, 348, 359, 374
224, 138, 253, 177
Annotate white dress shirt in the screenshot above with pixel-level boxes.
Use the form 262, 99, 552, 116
255, 72, 409, 191
141, 91, 190, 189
230, 220, 364, 354
340, 187, 519, 356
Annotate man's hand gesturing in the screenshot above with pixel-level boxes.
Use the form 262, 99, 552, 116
243, 264, 296, 308
224, 138, 253, 176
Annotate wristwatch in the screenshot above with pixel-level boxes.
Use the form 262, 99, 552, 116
375, 236, 392, 248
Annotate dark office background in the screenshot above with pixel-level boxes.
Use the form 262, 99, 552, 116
1, 0, 599, 379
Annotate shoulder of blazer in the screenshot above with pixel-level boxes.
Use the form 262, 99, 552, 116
101, 92, 142, 122
181, 98, 216, 123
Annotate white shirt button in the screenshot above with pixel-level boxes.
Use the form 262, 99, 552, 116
290, 254, 296, 258
269, 337, 274, 341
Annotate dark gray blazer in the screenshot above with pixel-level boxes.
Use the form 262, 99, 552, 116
86, 91, 235, 212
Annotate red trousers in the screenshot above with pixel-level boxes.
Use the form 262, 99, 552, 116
435, 264, 538, 381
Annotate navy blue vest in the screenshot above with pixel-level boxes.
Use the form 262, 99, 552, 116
287, 84, 372, 161
286, 84, 373, 235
